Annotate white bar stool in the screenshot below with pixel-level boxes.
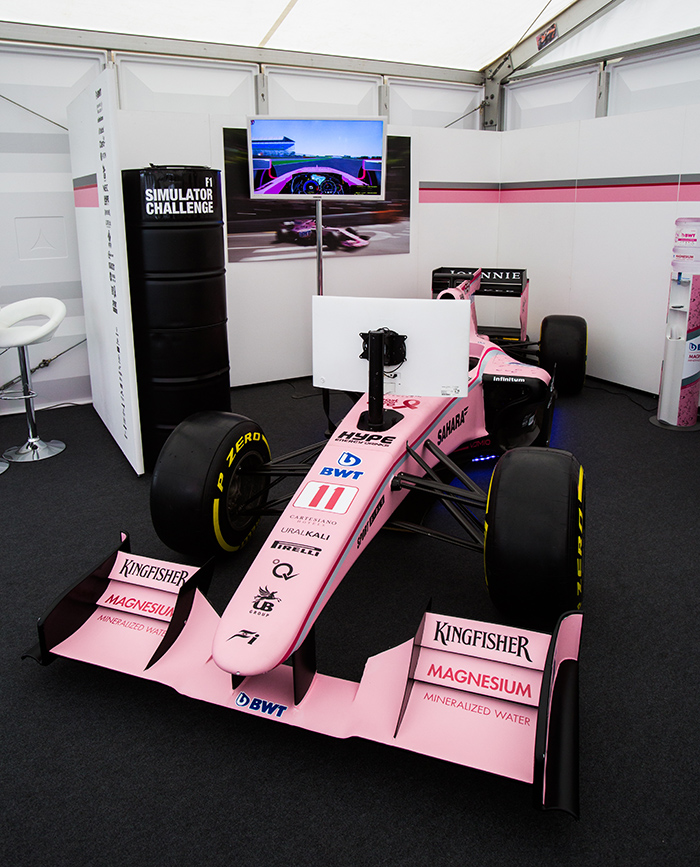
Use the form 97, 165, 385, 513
0, 297, 67, 463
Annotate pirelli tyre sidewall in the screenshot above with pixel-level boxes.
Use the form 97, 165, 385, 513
151, 411, 270, 556
484, 447, 584, 630
539, 314, 587, 395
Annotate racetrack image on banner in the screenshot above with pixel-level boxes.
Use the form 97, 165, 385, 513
223, 129, 410, 263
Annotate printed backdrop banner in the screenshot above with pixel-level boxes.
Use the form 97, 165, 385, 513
67, 66, 144, 474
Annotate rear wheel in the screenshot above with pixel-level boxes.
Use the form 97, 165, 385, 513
539, 315, 587, 395
484, 447, 584, 630
151, 411, 270, 556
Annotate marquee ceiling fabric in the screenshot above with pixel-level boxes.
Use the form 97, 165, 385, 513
0, 0, 698, 73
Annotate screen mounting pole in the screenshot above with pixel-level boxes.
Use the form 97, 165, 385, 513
316, 196, 331, 432
357, 330, 404, 432
367, 329, 385, 427
315, 197, 323, 296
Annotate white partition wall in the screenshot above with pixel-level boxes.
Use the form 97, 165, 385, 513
496, 122, 580, 326
416, 127, 501, 288
570, 110, 683, 390
494, 106, 700, 393
0, 44, 105, 414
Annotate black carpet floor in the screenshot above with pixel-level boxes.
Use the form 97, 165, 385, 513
1, 378, 698, 866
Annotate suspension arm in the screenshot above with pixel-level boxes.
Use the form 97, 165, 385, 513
391, 473, 487, 510
385, 519, 484, 553
392, 440, 486, 544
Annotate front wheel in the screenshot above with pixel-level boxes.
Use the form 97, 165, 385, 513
151, 411, 270, 556
484, 447, 584, 630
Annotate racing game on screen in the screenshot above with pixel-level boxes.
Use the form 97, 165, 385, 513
248, 117, 385, 198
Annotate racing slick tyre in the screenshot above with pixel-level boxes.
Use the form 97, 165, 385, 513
484, 447, 584, 630
151, 411, 270, 556
539, 315, 587, 395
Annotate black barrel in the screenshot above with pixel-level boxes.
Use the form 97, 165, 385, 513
122, 166, 231, 469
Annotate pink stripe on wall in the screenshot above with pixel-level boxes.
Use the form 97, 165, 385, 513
419, 188, 500, 204
420, 178, 700, 205
73, 185, 99, 208
679, 183, 700, 202
500, 187, 576, 204
576, 184, 679, 203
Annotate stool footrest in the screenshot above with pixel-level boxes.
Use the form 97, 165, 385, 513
0, 388, 37, 401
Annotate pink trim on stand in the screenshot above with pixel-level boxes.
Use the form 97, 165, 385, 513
73, 184, 99, 208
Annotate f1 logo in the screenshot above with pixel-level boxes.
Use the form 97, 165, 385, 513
227, 629, 259, 644
293, 481, 358, 514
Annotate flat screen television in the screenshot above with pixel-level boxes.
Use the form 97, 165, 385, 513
247, 117, 386, 200
312, 296, 473, 397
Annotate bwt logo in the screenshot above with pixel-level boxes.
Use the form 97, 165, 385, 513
689, 342, 699, 352
320, 451, 364, 480
235, 692, 287, 718
320, 466, 363, 480
338, 452, 361, 468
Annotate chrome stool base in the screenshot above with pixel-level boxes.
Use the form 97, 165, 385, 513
0, 458, 9, 474
3, 437, 66, 463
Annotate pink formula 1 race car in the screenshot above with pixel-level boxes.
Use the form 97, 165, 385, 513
25, 274, 587, 816
275, 219, 370, 251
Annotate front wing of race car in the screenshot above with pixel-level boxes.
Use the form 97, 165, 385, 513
24, 534, 582, 816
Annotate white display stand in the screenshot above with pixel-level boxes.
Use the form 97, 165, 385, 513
656, 219, 700, 429
67, 67, 144, 473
